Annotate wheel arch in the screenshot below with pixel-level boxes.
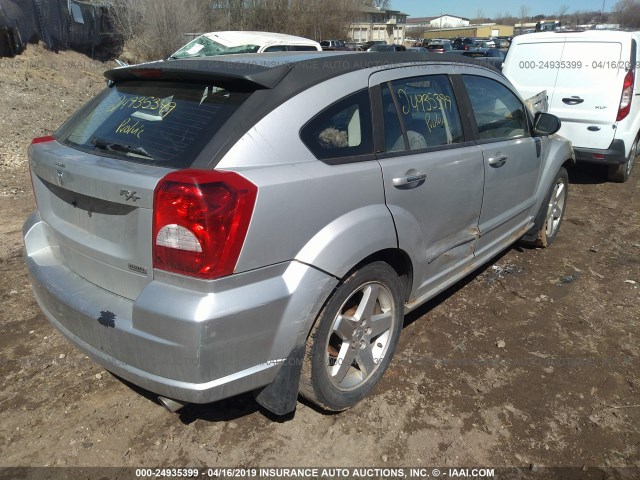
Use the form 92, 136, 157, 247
294, 204, 399, 280
522, 136, 573, 241
521, 164, 569, 245
341, 248, 414, 304
300, 246, 414, 347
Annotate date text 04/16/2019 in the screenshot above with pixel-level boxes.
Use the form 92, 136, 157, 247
518, 60, 640, 70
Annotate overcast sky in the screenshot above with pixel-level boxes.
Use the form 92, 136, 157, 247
390, 0, 610, 19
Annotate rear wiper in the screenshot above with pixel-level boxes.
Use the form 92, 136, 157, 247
92, 137, 154, 160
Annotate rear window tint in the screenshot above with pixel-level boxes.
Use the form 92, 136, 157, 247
57, 81, 252, 168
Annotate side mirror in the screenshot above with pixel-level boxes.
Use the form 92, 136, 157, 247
533, 112, 561, 135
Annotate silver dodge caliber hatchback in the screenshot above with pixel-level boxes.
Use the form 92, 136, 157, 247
24, 52, 573, 415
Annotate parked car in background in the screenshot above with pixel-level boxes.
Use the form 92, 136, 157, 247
169, 31, 321, 58
427, 39, 453, 53
463, 37, 480, 50
452, 37, 465, 50
480, 38, 496, 48
475, 40, 495, 49
368, 43, 406, 52
361, 40, 386, 51
407, 46, 428, 53
460, 37, 495, 50
461, 47, 506, 69
320, 40, 350, 51
494, 37, 510, 48
24, 52, 572, 417
462, 48, 506, 58
504, 30, 640, 182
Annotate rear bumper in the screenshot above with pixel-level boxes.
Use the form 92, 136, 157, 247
574, 139, 626, 165
23, 213, 337, 404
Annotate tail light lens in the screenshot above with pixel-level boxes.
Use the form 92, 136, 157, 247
617, 69, 634, 121
29, 136, 55, 207
31, 136, 56, 145
152, 169, 257, 279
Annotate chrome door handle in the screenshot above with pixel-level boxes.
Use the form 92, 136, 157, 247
488, 155, 508, 168
392, 172, 426, 189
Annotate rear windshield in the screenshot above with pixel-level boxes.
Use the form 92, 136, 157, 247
57, 81, 252, 168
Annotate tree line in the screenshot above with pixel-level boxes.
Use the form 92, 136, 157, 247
109, 0, 372, 60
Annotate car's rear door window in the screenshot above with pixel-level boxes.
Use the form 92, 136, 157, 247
381, 74, 464, 152
57, 81, 252, 168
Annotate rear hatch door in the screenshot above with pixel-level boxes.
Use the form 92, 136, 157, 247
30, 78, 253, 300
30, 143, 164, 300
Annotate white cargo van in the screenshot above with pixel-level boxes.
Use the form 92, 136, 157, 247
503, 31, 640, 182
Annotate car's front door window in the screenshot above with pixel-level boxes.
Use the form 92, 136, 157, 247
462, 75, 528, 141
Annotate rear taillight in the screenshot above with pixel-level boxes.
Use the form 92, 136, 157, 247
152, 169, 257, 279
617, 69, 635, 121
29, 136, 55, 207
31, 136, 55, 145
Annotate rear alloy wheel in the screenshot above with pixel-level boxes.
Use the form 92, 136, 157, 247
299, 262, 404, 411
608, 135, 638, 183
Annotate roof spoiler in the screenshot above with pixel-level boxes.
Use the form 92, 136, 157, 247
104, 59, 295, 89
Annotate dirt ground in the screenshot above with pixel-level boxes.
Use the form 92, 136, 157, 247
1, 45, 639, 473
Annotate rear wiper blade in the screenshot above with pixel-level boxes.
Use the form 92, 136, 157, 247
92, 137, 154, 160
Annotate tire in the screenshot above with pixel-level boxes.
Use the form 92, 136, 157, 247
608, 135, 638, 183
299, 262, 404, 411
523, 167, 569, 248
